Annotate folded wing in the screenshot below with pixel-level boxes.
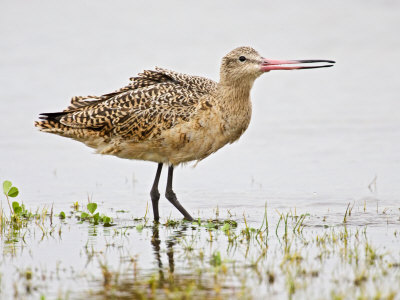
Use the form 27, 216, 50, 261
36, 68, 216, 141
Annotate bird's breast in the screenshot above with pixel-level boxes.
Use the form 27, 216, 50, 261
219, 97, 252, 144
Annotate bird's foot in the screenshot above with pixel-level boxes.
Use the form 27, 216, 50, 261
165, 190, 194, 221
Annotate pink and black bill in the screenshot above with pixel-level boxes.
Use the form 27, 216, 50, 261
261, 59, 335, 71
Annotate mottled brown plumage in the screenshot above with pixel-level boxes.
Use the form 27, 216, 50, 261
35, 48, 258, 165
35, 46, 335, 221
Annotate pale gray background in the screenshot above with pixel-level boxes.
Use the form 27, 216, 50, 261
1, 0, 399, 218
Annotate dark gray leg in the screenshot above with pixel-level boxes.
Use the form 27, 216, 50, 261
165, 165, 194, 221
150, 163, 163, 222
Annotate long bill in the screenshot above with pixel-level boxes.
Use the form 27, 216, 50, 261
260, 59, 335, 71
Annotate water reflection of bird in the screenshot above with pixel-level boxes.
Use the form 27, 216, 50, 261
151, 223, 188, 279
35, 46, 335, 221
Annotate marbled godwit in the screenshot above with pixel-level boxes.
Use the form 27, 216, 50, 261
35, 46, 335, 222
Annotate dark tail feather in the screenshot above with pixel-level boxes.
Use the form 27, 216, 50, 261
38, 112, 66, 121
35, 111, 67, 131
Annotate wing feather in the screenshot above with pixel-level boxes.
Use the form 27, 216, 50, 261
37, 68, 217, 141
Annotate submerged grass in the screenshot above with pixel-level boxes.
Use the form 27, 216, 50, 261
1, 182, 399, 299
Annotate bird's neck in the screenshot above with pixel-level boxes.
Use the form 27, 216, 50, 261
216, 80, 253, 107
214, 80, 253, 142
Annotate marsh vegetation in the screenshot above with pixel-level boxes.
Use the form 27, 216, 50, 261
1, 181, 399, 300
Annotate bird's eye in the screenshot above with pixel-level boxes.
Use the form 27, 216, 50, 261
239, 56, 246, 62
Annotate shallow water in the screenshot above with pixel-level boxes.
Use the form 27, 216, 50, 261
1, 0, 400, 299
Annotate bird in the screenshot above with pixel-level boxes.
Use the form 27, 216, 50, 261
35, 46, 335, 222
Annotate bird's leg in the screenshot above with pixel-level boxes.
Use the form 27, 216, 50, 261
150, 163, 163, 222
165, 165, 194, 221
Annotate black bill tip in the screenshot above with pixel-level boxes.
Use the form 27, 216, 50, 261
297, 59, 336, 64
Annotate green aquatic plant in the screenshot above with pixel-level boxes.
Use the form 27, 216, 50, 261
3, 180, 19, 215
343, 202, 351, 223
210, 251, 222, 267
78, 202, 113, 227
135, 224, 144, 232
221, 222, 230, 232
2, 181, 36, 229
59, 211, 66, 219
293, 213, 308, 234
165, 217, 180, 227
0, 194, 399, 299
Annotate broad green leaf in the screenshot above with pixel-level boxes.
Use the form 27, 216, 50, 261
3, 181, 12, 194
8, 187, 19, 197
81, 212, 89, 219
93, 212, 100, 224
14, 206, 22, 215
59, 211, 66, 219
12, 201, 20, 212
205, 222, 217, 229
222, 223, 230, 232
87, 203, 97, 214
103, 216, 112, 227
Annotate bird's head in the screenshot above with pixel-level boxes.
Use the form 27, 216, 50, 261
219, 46, 335, 86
